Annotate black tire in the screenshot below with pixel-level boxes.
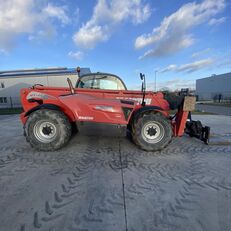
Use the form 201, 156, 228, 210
132, 112, 172, 151
25, 109, 72, 151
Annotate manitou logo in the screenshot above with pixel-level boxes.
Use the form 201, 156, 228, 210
116, 97, 152, 105
26, 91, 54, 100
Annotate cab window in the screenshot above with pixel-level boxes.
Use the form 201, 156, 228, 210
77, 74, 126, 90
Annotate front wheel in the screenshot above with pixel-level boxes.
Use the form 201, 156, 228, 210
132, 113, 172, 151
25, 109, 72, 151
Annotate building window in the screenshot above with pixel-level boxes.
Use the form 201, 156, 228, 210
0, 82, 5, 88
0, 97, 7, 103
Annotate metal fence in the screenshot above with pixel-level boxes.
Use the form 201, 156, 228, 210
212, 93, 231, 103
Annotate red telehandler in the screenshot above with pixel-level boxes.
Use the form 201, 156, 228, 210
20, 72, 210, 151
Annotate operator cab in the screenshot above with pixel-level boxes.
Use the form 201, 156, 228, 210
75, 73, 127, 90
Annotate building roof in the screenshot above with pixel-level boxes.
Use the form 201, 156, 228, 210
196, 72, 231, 82
0, 67, 91, 78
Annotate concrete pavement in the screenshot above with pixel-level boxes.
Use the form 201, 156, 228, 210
0, 115, 231, 231
196, 104, 231, 116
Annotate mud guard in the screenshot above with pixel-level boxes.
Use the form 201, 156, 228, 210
24, 104, 61, 117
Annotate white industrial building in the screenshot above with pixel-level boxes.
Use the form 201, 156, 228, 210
196, 72, 231, 101
0, 67, 90, 108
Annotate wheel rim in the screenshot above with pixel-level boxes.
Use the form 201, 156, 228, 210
33, 120, 57, 143
141, 121, 165, 144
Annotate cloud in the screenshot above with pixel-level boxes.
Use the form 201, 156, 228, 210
73, 25, 109, 49
28, 26, 57, 42
208, 17, 226, 26
135, 0, 225, 58
177, 58, 214, 72
138, 34, 194, 59
0, 0, 70, 52
191, 48, 211, 58
68, 51, 84, 60
73, 0, 151, 49
216, 58, 231, 67
159, 64, 177, 73
42, 3, 71, 25
160, 58, 214, 73
130, 78, 195, 91
0, 48, 8, 54
157, 78, 196, 91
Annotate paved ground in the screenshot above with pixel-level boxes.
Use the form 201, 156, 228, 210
193, 115, 231, 145
196, 104, 231, 116
0, 115, 231, 231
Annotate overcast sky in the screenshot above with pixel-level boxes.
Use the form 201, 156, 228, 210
0, 0, 230, 90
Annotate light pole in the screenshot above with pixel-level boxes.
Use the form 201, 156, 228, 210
154, 70, 158, 92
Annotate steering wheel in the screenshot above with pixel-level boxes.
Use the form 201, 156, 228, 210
32, 84, 44, 89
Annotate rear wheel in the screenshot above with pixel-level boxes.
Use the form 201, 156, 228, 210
25, 109, 72, 151
132, 112, 172, 151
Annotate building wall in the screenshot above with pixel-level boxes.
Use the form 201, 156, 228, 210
196, 72, 231, 101
0, 73, 79, 88
0, 73, 80, 108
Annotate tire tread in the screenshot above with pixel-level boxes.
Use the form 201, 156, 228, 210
25, 109, 72, 151
132, 112, 172, 151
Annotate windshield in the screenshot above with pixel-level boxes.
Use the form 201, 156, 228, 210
76, 74, 126, 90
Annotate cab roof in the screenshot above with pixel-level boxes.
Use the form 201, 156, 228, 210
77, 72, 127, 90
